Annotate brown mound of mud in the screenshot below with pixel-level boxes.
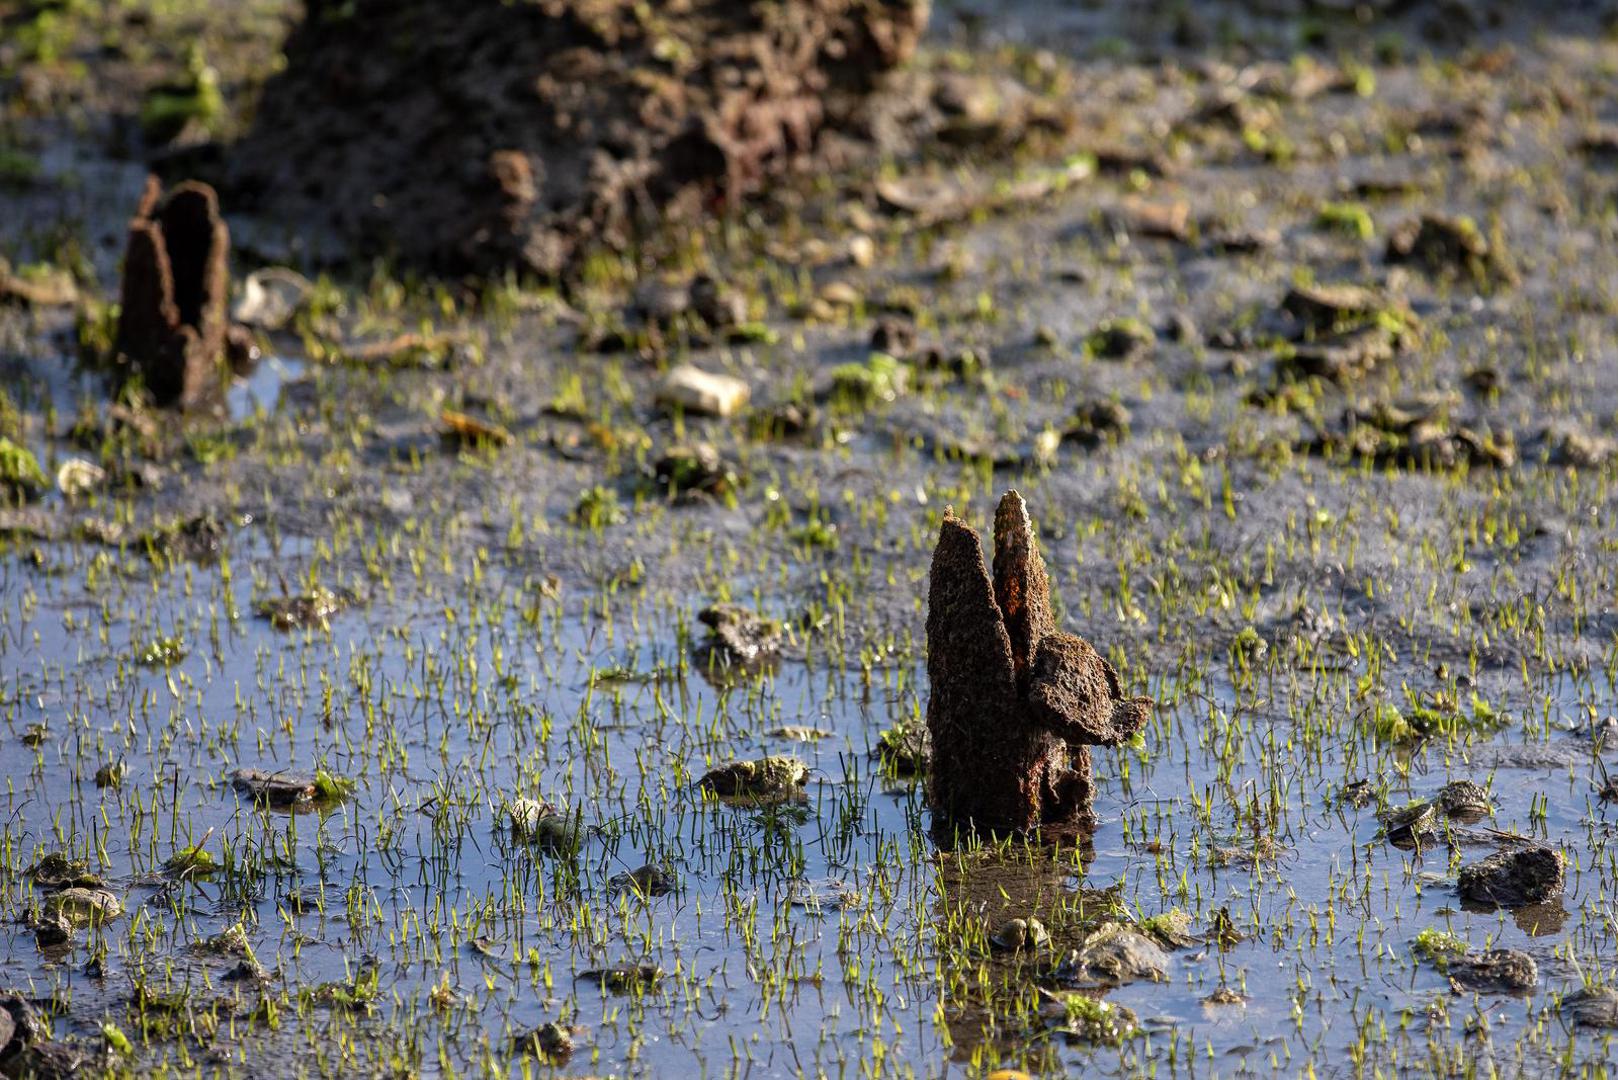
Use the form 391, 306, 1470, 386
222, 0, 928, 275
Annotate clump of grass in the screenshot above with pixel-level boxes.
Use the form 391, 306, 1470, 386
829, 352, 909, 408
139, 43, 223, 143
0, 435, 46, 501
1412, 927, 1468, 968
313, 767, 355, 802
137, 635, 187, 667
570, 485, 626, 530
1316, 201, 1375, 239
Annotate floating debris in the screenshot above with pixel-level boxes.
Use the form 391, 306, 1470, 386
926, 491, 1152, 838
232, 267, 310, 331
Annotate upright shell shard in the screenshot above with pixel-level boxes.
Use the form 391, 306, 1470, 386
926, 490, 1152, 840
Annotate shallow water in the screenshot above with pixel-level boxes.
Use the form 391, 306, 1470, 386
3, 528, 1616, 1077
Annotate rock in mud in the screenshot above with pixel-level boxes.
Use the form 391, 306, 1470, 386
1541, 422, 1616, 468
1457, 845, 1564, 909
1280, 283, 1387, 335
0, 998, 30, 1064
927, 491, 1151, 839
1564, 987, 1618, 1028
24, 854, 98, 891
256, 586, 345, 631
43, 886, 122, 927
579, 962, 664, 993
1061, 400, 1130, 448
1141, 909, 1201, 949
1447, 949, 1536, 995
657, 365, 750, 418
1379, 800, 1437, 847
1052, 923, 1169, 988
3, 1039, 85, 1079
874, 721, 931, 776
697, 604, 782, 667
988, 916, 1049, 952
512, 1021, 574, 1063
1386, 213, 1516, 287
1435, 779, 1491, 821
225, 0, 928, 275
1084, 318, 1155, 362
698, 756, 807, 801
609, 864, 674, 897
653, 444, 740, 500
1286, 322, 1409, 383
229, 768, 318, 809
114, 178, 231, 409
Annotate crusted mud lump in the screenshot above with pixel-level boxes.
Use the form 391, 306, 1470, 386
226, 0, 928, 274
114, 178, 231, 408
926, 490, 1152, 840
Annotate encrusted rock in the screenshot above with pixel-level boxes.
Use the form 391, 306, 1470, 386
512, 1021, 574, 1063
43, 886, 122, 926
1435, 779, 1491, 821
1052, 923, 1169, 987
1457, 845, 1564, 909
1447, 948, 1536, 994
1386, 213, 1516, 287
697, 604, 782, 667
926, 491, 1151, 839
698, 756, 807, 801
114, 177, 231, 408
1565, 987, 1618, 1028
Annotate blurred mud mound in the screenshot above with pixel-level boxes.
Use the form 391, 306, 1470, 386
224, 0, 928, 275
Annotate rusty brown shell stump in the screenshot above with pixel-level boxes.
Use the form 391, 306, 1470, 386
926, 491, 1151, 841
114, 177, 231, 409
